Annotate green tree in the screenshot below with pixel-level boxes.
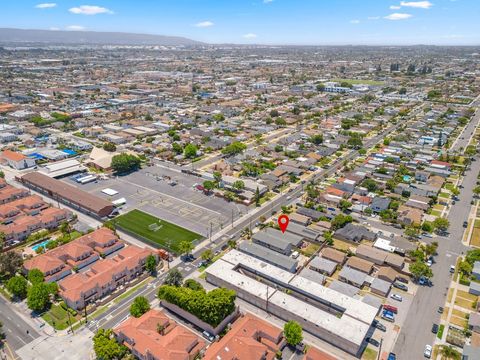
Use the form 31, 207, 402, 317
458, 261, 473, 276
323, 231, 334, 246
0, 245, 23, 280
316, 83, 325, 92
164, 268, 183, 287
27, 283, 50, 312
255, 186, 261, 207
183, 279, 204, 291
28, 268, 45, 284
309, 134, 323, 145
422, 221, 434, 233
145, 254, 157, 274
130, 296, 150, 318
179, 241, 194, 256
404, 226, 420, 239
213, 171, 222, 184
0, 170, 4, 178
6, 275, 28, 299
409, 261, 433, 280
232, 180, 245, 191
111, 154, 141, 174
172, 142, 183, 154
331, 214, 353, 230
361, 179, 377, 192
102, 142, 117, 152
433, 217, 450, 232
203, 180, 215, 192
201, 249, 214, 262
284, 321, 303, 346
183, 143, 198, 159
339, 200, 352, 212
221, 142, 247, 156
93, 329, 128, 360
157, 286, 236, 327
275, 117, 287, 126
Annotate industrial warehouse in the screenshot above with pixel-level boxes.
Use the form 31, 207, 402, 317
18, 172, 114, 218
205, 250, 379, 356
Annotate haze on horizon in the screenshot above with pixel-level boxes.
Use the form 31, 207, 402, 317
2, 0, 479, 46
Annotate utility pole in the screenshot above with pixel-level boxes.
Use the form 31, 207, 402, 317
83, 295, 88, 323
66, 306, 74, 334
210, 222, 213, 242
231, 209, 234, 228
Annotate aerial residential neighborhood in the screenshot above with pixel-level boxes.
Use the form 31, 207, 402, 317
1, 1, 480, 360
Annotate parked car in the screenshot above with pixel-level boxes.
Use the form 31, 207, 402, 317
426, 259, 433, 267
381, 312, 395, 322
393, 282, 408, 291
450, 265, 455, 273
431, 324, 439, 334
372, 320, 386, 332
464, 221, 469, 228
424, 344, 432, 358
202, 331, 215, 342
387, 353, 397, 360
438, 307, 444, 314
383, 304, 398, 314
390, 293, 403, 302
366, 337, 380, 347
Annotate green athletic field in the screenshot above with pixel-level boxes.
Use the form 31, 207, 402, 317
113, 209, 202, 253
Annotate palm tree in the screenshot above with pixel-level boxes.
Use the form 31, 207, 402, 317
440, 345, 461, 360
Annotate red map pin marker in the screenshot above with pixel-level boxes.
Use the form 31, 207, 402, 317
278, 214, 289, 233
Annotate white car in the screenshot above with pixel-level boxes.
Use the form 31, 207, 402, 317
426, 259, 433, 267
424, 345, 432, 358
390, 293, 403, 302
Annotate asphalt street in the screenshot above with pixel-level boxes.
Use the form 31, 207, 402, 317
0, 296, 39, 352
392, 102, 480, 359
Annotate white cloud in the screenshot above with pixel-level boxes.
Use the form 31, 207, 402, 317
243, 33, 257, 39
384, 13, 413, 20
350, 19, 360, 24
390, 5, 401, 9
194, 21, 214, 28
35, 3, 57, 8
400, 1, 433, 9
66, 25, 86, 31
69, 5, 113, 15
49, 27, 60, 31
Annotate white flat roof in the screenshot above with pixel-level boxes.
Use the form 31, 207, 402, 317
101, 188, 119, 196
207, 250, 378, 346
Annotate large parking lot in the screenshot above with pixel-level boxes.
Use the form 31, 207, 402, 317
63, 164, 249, 236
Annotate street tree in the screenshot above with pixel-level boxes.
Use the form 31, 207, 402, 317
201, 249, 214, 262
179, 241, 194, 256
409, 261, 433, 280
93, 329, 128, 360
130, 296, 150, 318
27, 283, 50, 312
145, 254, 157, 274
28, 268, 45, 284
164, 268, 183, 287
183, 143, 198, 159
6, 275, 28, 299
433, 217, 450, 232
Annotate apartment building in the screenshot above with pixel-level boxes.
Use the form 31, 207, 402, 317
114, 309, 205, 360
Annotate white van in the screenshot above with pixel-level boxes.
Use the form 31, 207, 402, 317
291, 251, 300, 259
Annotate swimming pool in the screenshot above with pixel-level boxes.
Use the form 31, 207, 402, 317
31, 240, 51, 252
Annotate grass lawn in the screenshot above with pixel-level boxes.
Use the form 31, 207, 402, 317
333, 78, 384, 86
447, 288, 454, 303
430, 210, 442, 217
332, 238, 352, 252
450, 315, 468, 328
472, 228, 480, 248
299, 242, 321, 257
452, 309, 468, 319
113, 209, 203, 253
42, 303, 76, 330
441, 306, 450, 321
0, 286, 12, 301
454, 296, 475, 309
437, 324, 445, 339
433, 204, 445, 211
456, 290, 478, 302
361, 347, 378, 360
438, 192, 450, 199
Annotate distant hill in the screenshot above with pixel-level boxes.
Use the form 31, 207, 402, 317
0, 28, 203, 46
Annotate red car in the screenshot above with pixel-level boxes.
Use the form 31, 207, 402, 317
383, 304, 398, 314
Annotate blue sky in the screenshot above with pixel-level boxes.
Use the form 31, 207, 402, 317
2, 1, 479, 45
